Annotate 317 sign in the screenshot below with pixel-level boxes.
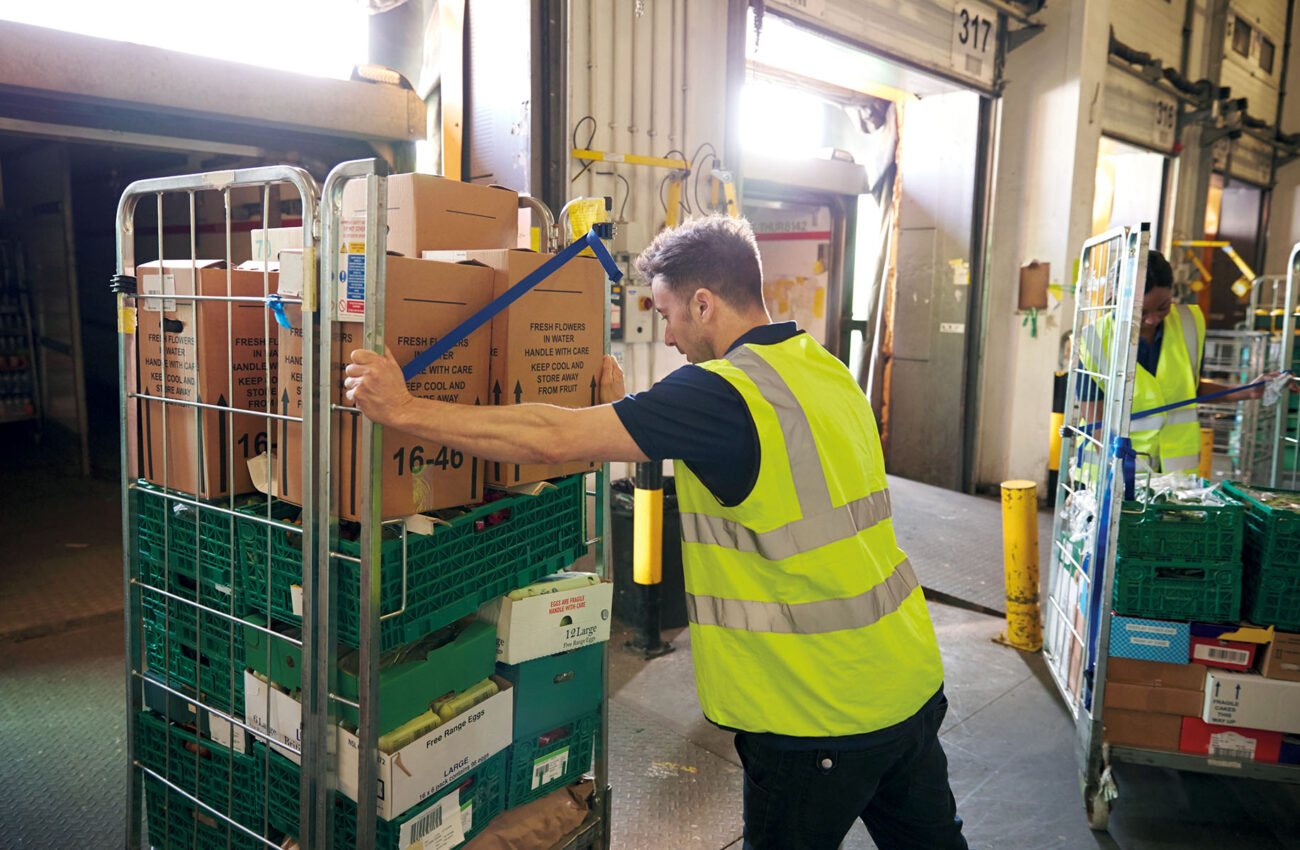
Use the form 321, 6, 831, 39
956, 7, 992, 52
951, 2, 997, 84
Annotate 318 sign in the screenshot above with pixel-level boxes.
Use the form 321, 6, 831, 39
951, 2, 996, 84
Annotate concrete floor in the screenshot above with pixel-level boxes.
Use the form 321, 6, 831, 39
3, 448, 1300, 849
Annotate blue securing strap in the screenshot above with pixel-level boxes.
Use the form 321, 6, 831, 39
401, 229, 623, 382
267, 294, 292, 330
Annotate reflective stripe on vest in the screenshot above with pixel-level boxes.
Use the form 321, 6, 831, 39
686, 557, 920, 634
679, 489, 893, 560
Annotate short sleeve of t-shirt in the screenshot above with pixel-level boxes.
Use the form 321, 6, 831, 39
612, 365, 757, 506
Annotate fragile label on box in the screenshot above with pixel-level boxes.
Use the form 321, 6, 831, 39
398, 789, 466, 850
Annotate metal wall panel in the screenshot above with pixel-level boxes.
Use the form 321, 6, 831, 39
1229, 132, 1276, 185
887, 91, 980, 490
1101, 65, 1180, 153
1222, 0, 1286, 120
465, 0, 531, 191
1110, 0, 1186, 69
764, 0, 1003, 94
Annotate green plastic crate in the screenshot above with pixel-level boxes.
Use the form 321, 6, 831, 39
144, 774, 266, 850
507, 710, 599, 808
1117, 493, 1244, 563
142, 592, 246, 717
243, 616, 496, 736
237, 473, 589, 651
1222, 482, 1300, 572
259, 743, 507, 849
1244, 564, 1300, 631
497, 643, 604, 740
135, 482, 254, 618
135, 710, 260, 826
1111, 557, 1242, 623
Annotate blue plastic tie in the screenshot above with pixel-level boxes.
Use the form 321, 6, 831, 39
401, 229, 623, 382
267, 294, 292, 330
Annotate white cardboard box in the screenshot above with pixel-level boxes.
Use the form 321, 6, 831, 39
243, 670, 513, 820
250, 226, 303, 262
478, 579, 613, 664
1203, 670, 1300, 733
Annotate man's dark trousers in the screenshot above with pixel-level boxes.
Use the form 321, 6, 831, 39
734, 693, 968, 850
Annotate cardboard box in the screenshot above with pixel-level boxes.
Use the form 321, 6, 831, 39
1189, 622, 1270, 670
334, 257, 494, 520
136, 261, 278, 499
1262, 631, 1300, 683
1179, 716, 1282, 762
1109, 615, 1191, 663
244, 670, 513, 821
341, 173, 518, 260
1102, 681, 1205, 716
1105, 657, 1207, 691
276, 256, 494, 519
1101, 708, 1183, 750
250, 226, 303, 262
424, 248, 604, 486
337, 675, 512, 821
479, 577, 613, 664
1203, 670, 1300, 733
1190, 635, 1257, 671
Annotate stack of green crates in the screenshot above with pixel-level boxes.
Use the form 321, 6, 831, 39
1113, 488, 1245, 622
1222, 482, 1300, 630
235, 473, 589, 651
135, 482, 280, 716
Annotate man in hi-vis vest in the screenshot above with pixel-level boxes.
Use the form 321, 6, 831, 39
346, 216, 967, 850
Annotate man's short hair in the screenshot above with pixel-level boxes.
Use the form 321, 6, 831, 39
634, 215, 765, 310
1146, 249, 1173, 293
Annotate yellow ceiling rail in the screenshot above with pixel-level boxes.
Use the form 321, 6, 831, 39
572, 149, 689, 169
1171, 239, 1256, 296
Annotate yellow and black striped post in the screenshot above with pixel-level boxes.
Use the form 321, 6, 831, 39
995, 480, 1042, 651
624, 462, 674, 658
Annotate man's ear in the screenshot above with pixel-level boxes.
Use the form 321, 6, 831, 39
692, 287, 714, 321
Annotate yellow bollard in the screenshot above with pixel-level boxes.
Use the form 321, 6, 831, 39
996, 480, 1042, 651
633, 485, 664, 585
1198, 426, 1214, 481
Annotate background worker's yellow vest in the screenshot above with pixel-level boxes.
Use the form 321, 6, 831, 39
1132, 304, 1204, 472
673, 334, 945, 737
1076, 304, 1204, 475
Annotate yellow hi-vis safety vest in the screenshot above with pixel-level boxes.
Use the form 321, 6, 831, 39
1131, 303, 1204, 472
673, 333, 945, 737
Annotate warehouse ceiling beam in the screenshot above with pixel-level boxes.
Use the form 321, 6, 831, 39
0, 116, 267, 159
0, 20, 425, 146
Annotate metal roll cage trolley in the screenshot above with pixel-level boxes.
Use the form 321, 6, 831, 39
1045, 225, 1300, 830
116, 160, 613, 849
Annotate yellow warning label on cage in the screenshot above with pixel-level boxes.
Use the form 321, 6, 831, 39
117, 294, 136, 334
567, 199, 608, 257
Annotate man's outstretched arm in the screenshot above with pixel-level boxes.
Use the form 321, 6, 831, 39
344, 348, 650, 465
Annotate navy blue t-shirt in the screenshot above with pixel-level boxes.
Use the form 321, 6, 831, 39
612, 322, 802, 505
